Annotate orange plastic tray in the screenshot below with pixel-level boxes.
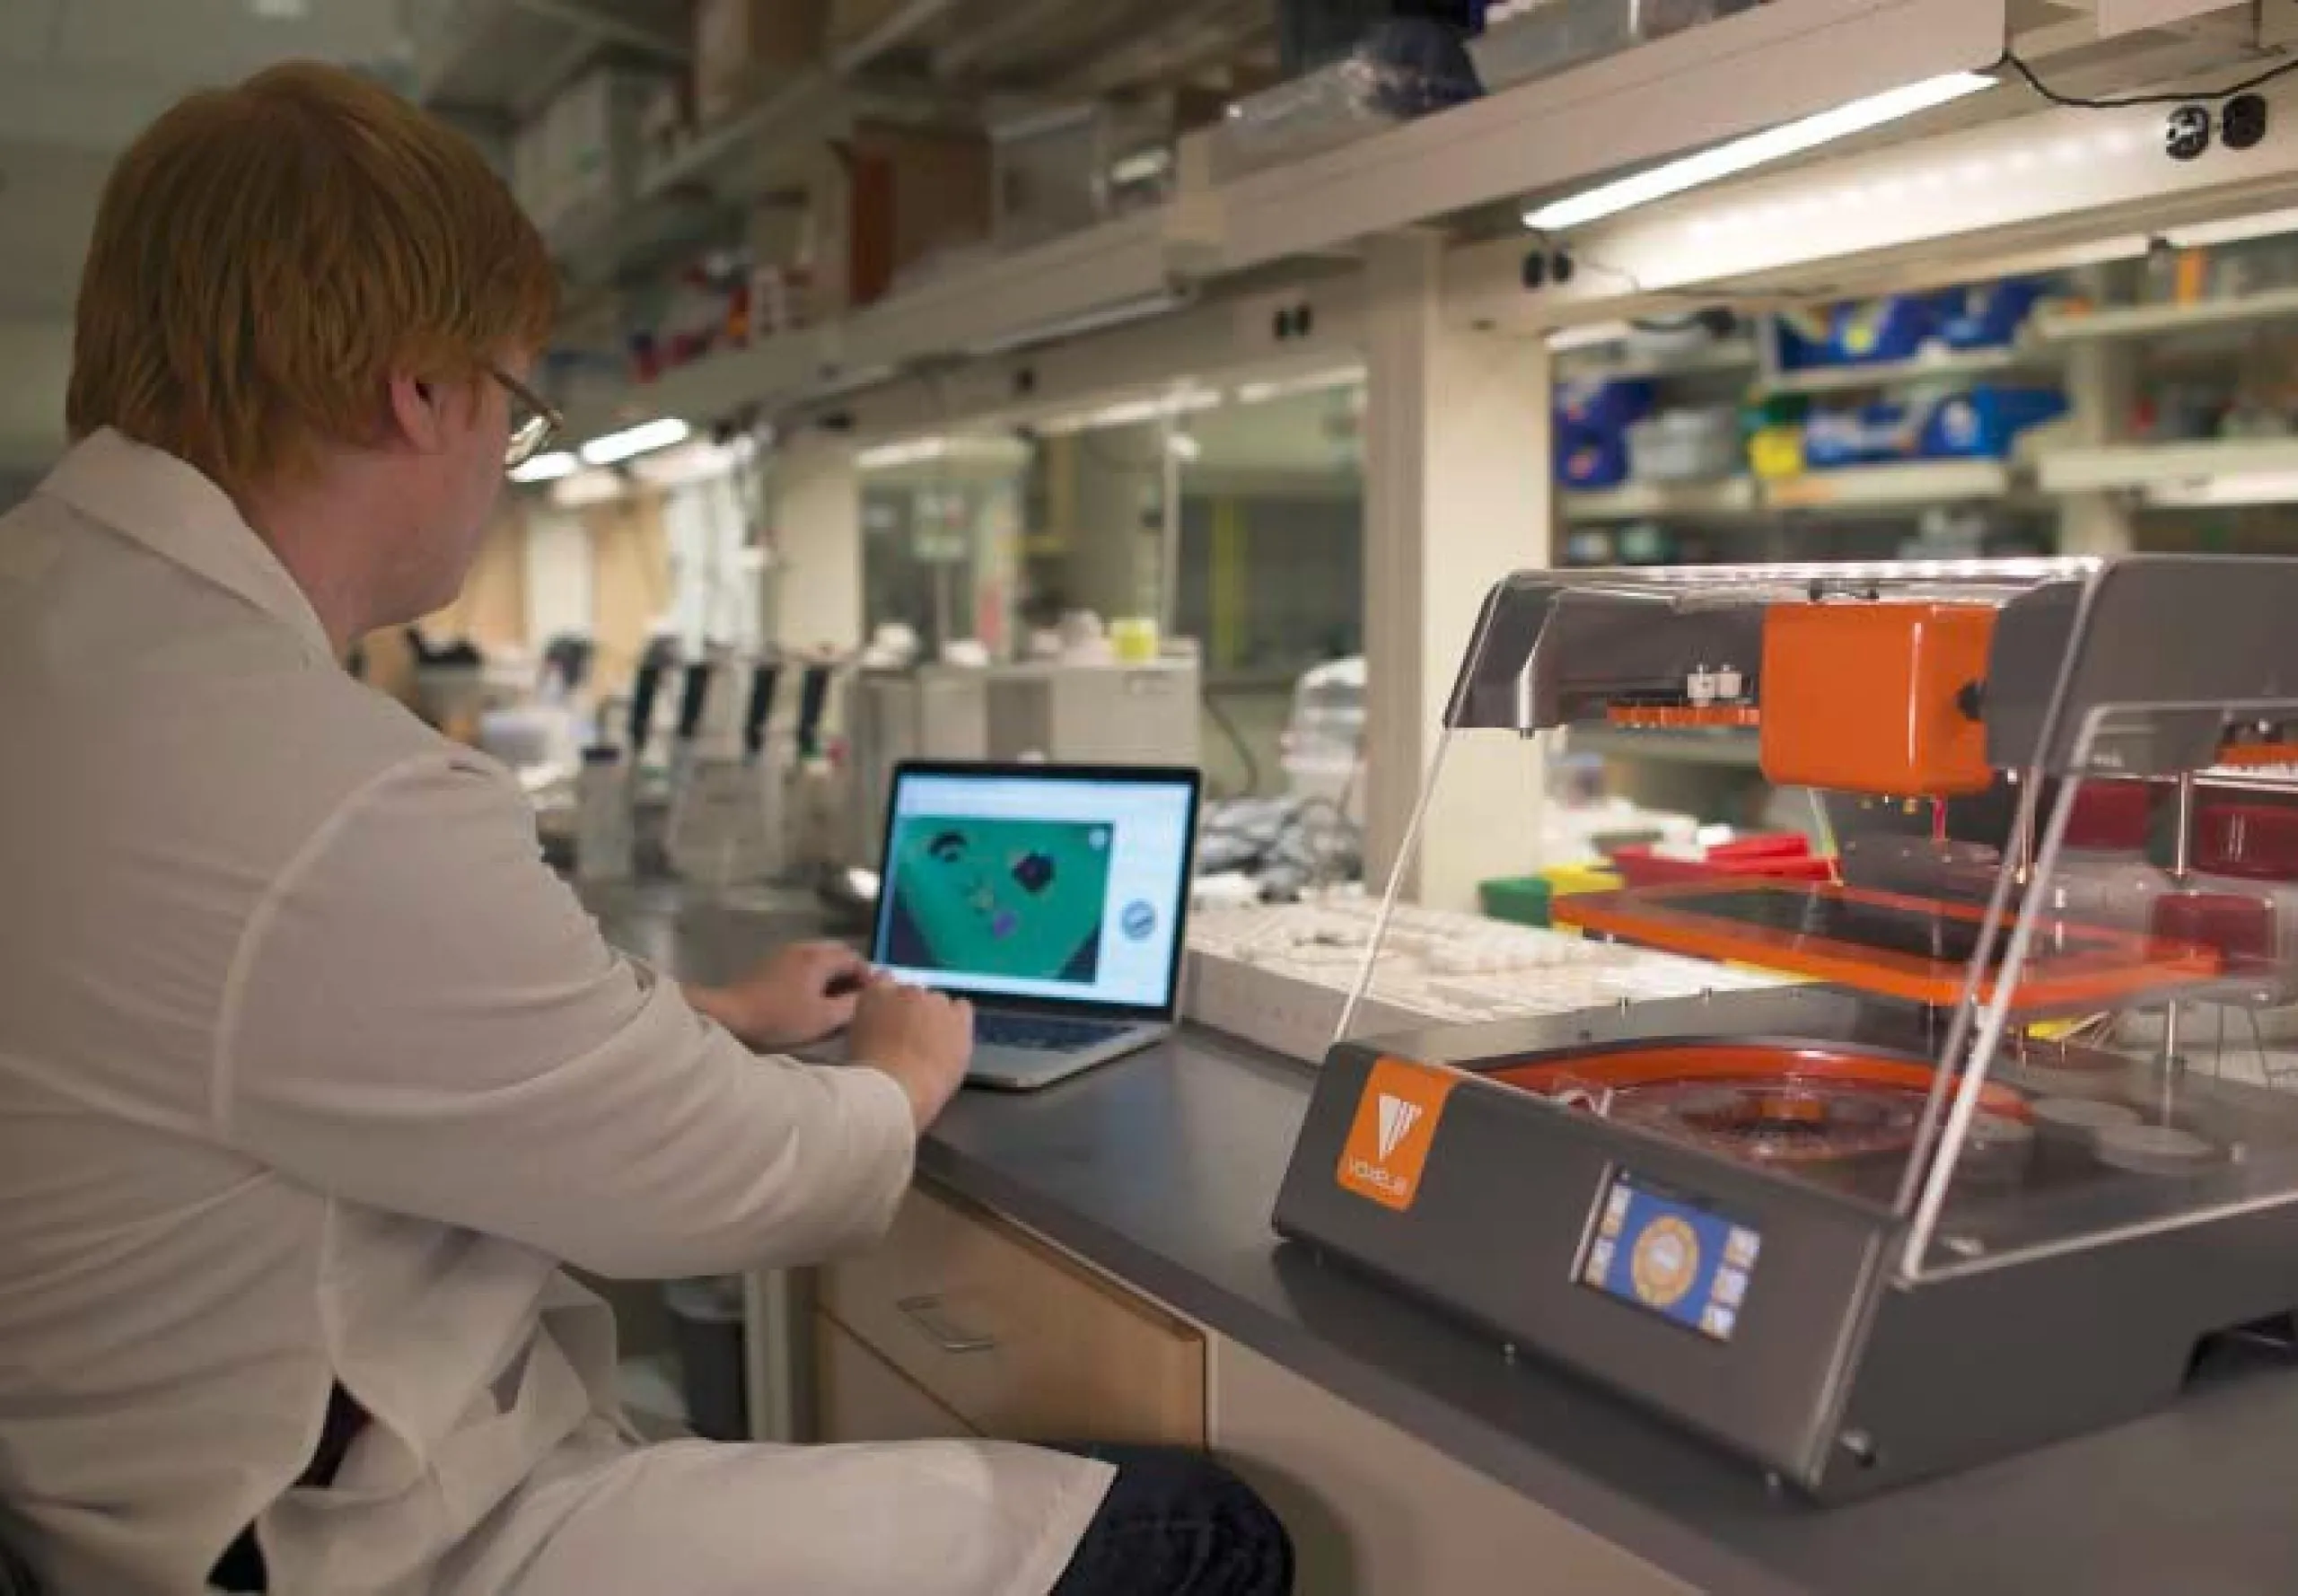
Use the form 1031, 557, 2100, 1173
1495, 1042, 2028, 1117
1553, 880, 2220, 1011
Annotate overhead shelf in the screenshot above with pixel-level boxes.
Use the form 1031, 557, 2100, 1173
836, 210, 1218, 372
1762, 459, 2015, 510
1212, 0, 2003, 272
551, 71, 929, 288
571, 335, 826, 444
557, 209, 1220, 439
1562, 461, 2026, 522
2031, 288, 2298, 346
1756, 346, 2051, 397
2034, 437, 2298, 500
1557, 338, 1759, 384
412, 0, 688, 118
1565, 478, 1759, 522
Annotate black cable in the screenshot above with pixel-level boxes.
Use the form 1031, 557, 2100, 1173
1997, 47, 2298, 110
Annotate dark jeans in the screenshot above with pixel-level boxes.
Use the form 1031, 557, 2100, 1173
215, 1437, 1294, 1596
1050, 1445, 1294, 1596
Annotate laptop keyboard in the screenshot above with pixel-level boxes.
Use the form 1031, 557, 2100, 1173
976, 1013, 1136, 1053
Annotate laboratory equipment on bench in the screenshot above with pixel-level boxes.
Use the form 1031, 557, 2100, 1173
841, 664, 994, 873
987, 657, 1201, 768
834, 656, 1206, 881
1275, 557, 2298, 1502
572, 647, 679, 883
1185, 895, 1779, 1065
665, 653, 791, 888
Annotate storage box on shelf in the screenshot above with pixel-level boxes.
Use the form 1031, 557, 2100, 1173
810, 122, 994, 315
992, 104, 1110, 250
1210, 22, 1481, 183
1794, 386, 2067, 471
1766, 279, 2053, 375
521, 66, 680, 245
693, 0, 829, 127
1557, 277, 2082, 537
1277, 0, 1388, 74
1471, 0, 1758, 92
990, 92, 1225, 251
1626, 408, 1741, 484
1554, 374, 1653, 492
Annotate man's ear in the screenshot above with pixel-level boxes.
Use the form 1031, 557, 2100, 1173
386, 373, 448, 454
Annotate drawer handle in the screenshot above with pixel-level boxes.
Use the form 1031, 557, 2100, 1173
897, 1294, 997, 1355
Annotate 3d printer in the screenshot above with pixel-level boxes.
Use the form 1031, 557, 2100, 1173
1274, 557, 2298, 1500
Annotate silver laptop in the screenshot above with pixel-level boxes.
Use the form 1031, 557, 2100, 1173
872, 761, 1202, 1091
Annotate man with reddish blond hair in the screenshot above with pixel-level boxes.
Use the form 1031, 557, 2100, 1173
0, 61, 1288, 1596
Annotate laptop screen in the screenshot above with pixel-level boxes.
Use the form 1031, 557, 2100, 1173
873, 765, 1200, 1017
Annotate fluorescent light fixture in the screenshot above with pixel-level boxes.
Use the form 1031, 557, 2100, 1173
857, 437, 952, 471
1232, 365, 1364, 406
2166, 206, 2298, 250
962, 290, 1194, 359
508, 449, 580, 485
631, 440, 743, 488
1524, 72, 1995, 233
2146, 471, 2298, 510
1037, 387, 1223, 436
579, 417, 690, 467
1545, 321, 1636, 354
1109, 148, 1175, 189
548, 468, 630, 510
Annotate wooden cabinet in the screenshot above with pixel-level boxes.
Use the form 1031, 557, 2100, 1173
811, 1182, 1682, 1594
819, 1182, 1206, 1447
815, 1313, 978, 1443
1213, 1340, 1694, 1596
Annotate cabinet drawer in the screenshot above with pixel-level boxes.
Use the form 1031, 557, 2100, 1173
816, 1314, 978, 1443
823, 1184, 1206, 1446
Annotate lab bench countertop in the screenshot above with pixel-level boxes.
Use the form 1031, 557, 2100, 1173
587, 884, 2298, 1596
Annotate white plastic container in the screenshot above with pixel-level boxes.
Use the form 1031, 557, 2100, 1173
1470, 0, 1748, 92
1209, 59, 1406, 181
1280, 657, 1366, 823
1627, 408, 1742, 484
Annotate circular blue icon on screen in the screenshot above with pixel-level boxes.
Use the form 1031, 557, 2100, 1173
1121, 900, 1158, 942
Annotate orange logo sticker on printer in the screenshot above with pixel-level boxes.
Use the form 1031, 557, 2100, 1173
1337, 1058, 1458, 1212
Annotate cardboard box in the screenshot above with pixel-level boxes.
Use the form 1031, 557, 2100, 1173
805, 123, 991, 312
695, 0, 829, 126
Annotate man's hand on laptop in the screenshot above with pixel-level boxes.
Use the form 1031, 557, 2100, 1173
687, 942, 879, 1051
850, 984, 975, 1130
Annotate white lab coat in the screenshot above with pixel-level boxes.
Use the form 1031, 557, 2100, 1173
0, 432, 1110, 1595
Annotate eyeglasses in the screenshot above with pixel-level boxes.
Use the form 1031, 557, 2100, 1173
489, 365, 565, 470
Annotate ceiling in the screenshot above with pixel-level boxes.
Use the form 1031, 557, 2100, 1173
0, 0, 1282, 470
0, 0, 408, 466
